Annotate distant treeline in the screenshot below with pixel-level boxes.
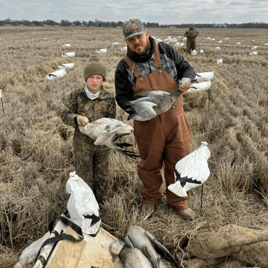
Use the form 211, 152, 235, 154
1, 19, 268, 29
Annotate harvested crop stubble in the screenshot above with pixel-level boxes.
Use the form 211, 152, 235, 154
1, 27, 268, 268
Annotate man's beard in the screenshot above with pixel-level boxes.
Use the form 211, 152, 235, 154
128, 41, 151, 56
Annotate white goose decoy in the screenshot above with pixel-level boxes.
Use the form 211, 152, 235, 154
58, 63, 75, 69
249, 51, 258, 55
216, 46, 220, 50
45, 68, 66, 80
124, 226, 179, 268
96, 48, 107, 54
79, 118, 137, 158
199, 49, 204, 54
121, 47, 127, 51
168, 142, 210, 197
191, 49, 197, 56
61, 43, 71, 48
217, 58, 223, 64
236, 42, 241, 45
0, 89, 2, 99
112, 42, 119, 46
62, 52, 75, 57
217, 40, 222, 44
265, 43, 268, 46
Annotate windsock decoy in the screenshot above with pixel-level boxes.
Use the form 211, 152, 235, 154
168, 142, 211, 197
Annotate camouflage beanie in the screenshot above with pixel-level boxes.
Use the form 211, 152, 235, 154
84, 55, 106, 82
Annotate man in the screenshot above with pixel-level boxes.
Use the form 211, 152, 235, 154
61, 55, 116, 204
184, 24, 199, 54
115, 19, 196, 220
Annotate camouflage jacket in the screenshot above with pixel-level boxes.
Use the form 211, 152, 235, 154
61, 85, 116, 149
184, 29, 199, 39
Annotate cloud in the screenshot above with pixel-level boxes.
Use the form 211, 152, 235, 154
0, 0, 267, 24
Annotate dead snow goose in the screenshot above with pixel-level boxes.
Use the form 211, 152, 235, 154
168, 142, 211, 197
110, 240, 154, 268
79, 118, 137, 158
45, 68, 66, 80
126, 79, 191, 121
124, 226, 179, 268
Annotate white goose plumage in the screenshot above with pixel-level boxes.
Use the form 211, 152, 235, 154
126, 75, 213, 122
168, 142, 211, 197
79, 118, 137, 158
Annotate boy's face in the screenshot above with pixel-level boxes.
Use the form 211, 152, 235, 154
86, 74, 103, 93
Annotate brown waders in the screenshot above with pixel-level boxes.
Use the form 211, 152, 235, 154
124, 44, 191, 210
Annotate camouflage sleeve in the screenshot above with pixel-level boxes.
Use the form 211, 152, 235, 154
61, 91, 79, 127
106, 96, 116, 119
184, 31, 188, 37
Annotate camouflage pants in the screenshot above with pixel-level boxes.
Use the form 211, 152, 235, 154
186, 39, 196, 53
73, 141, 110, 204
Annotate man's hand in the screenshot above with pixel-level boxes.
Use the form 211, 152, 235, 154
76, 115, 89, 126
178, 77, 193, 92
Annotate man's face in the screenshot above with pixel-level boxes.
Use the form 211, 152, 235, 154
86, 74, 103, 93
190, 25, 194, 30
126, 31, 150, 56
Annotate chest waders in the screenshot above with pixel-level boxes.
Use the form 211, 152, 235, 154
124, 44, 191, 210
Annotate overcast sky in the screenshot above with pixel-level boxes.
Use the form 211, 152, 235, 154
1, 0, 268, 24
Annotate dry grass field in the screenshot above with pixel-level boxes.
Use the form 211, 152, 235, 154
0, 26, 268, 268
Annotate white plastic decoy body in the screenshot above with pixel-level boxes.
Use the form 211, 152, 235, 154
45, 68, 66, 80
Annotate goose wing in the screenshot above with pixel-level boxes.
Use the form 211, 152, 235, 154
145, 231, 180, 268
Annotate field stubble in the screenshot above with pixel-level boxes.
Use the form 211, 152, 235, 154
0, 27, 267, 267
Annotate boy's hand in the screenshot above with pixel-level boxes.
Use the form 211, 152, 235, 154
77, 115, 89, 126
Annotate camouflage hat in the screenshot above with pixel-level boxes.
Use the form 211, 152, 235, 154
123, 19, 145, 40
